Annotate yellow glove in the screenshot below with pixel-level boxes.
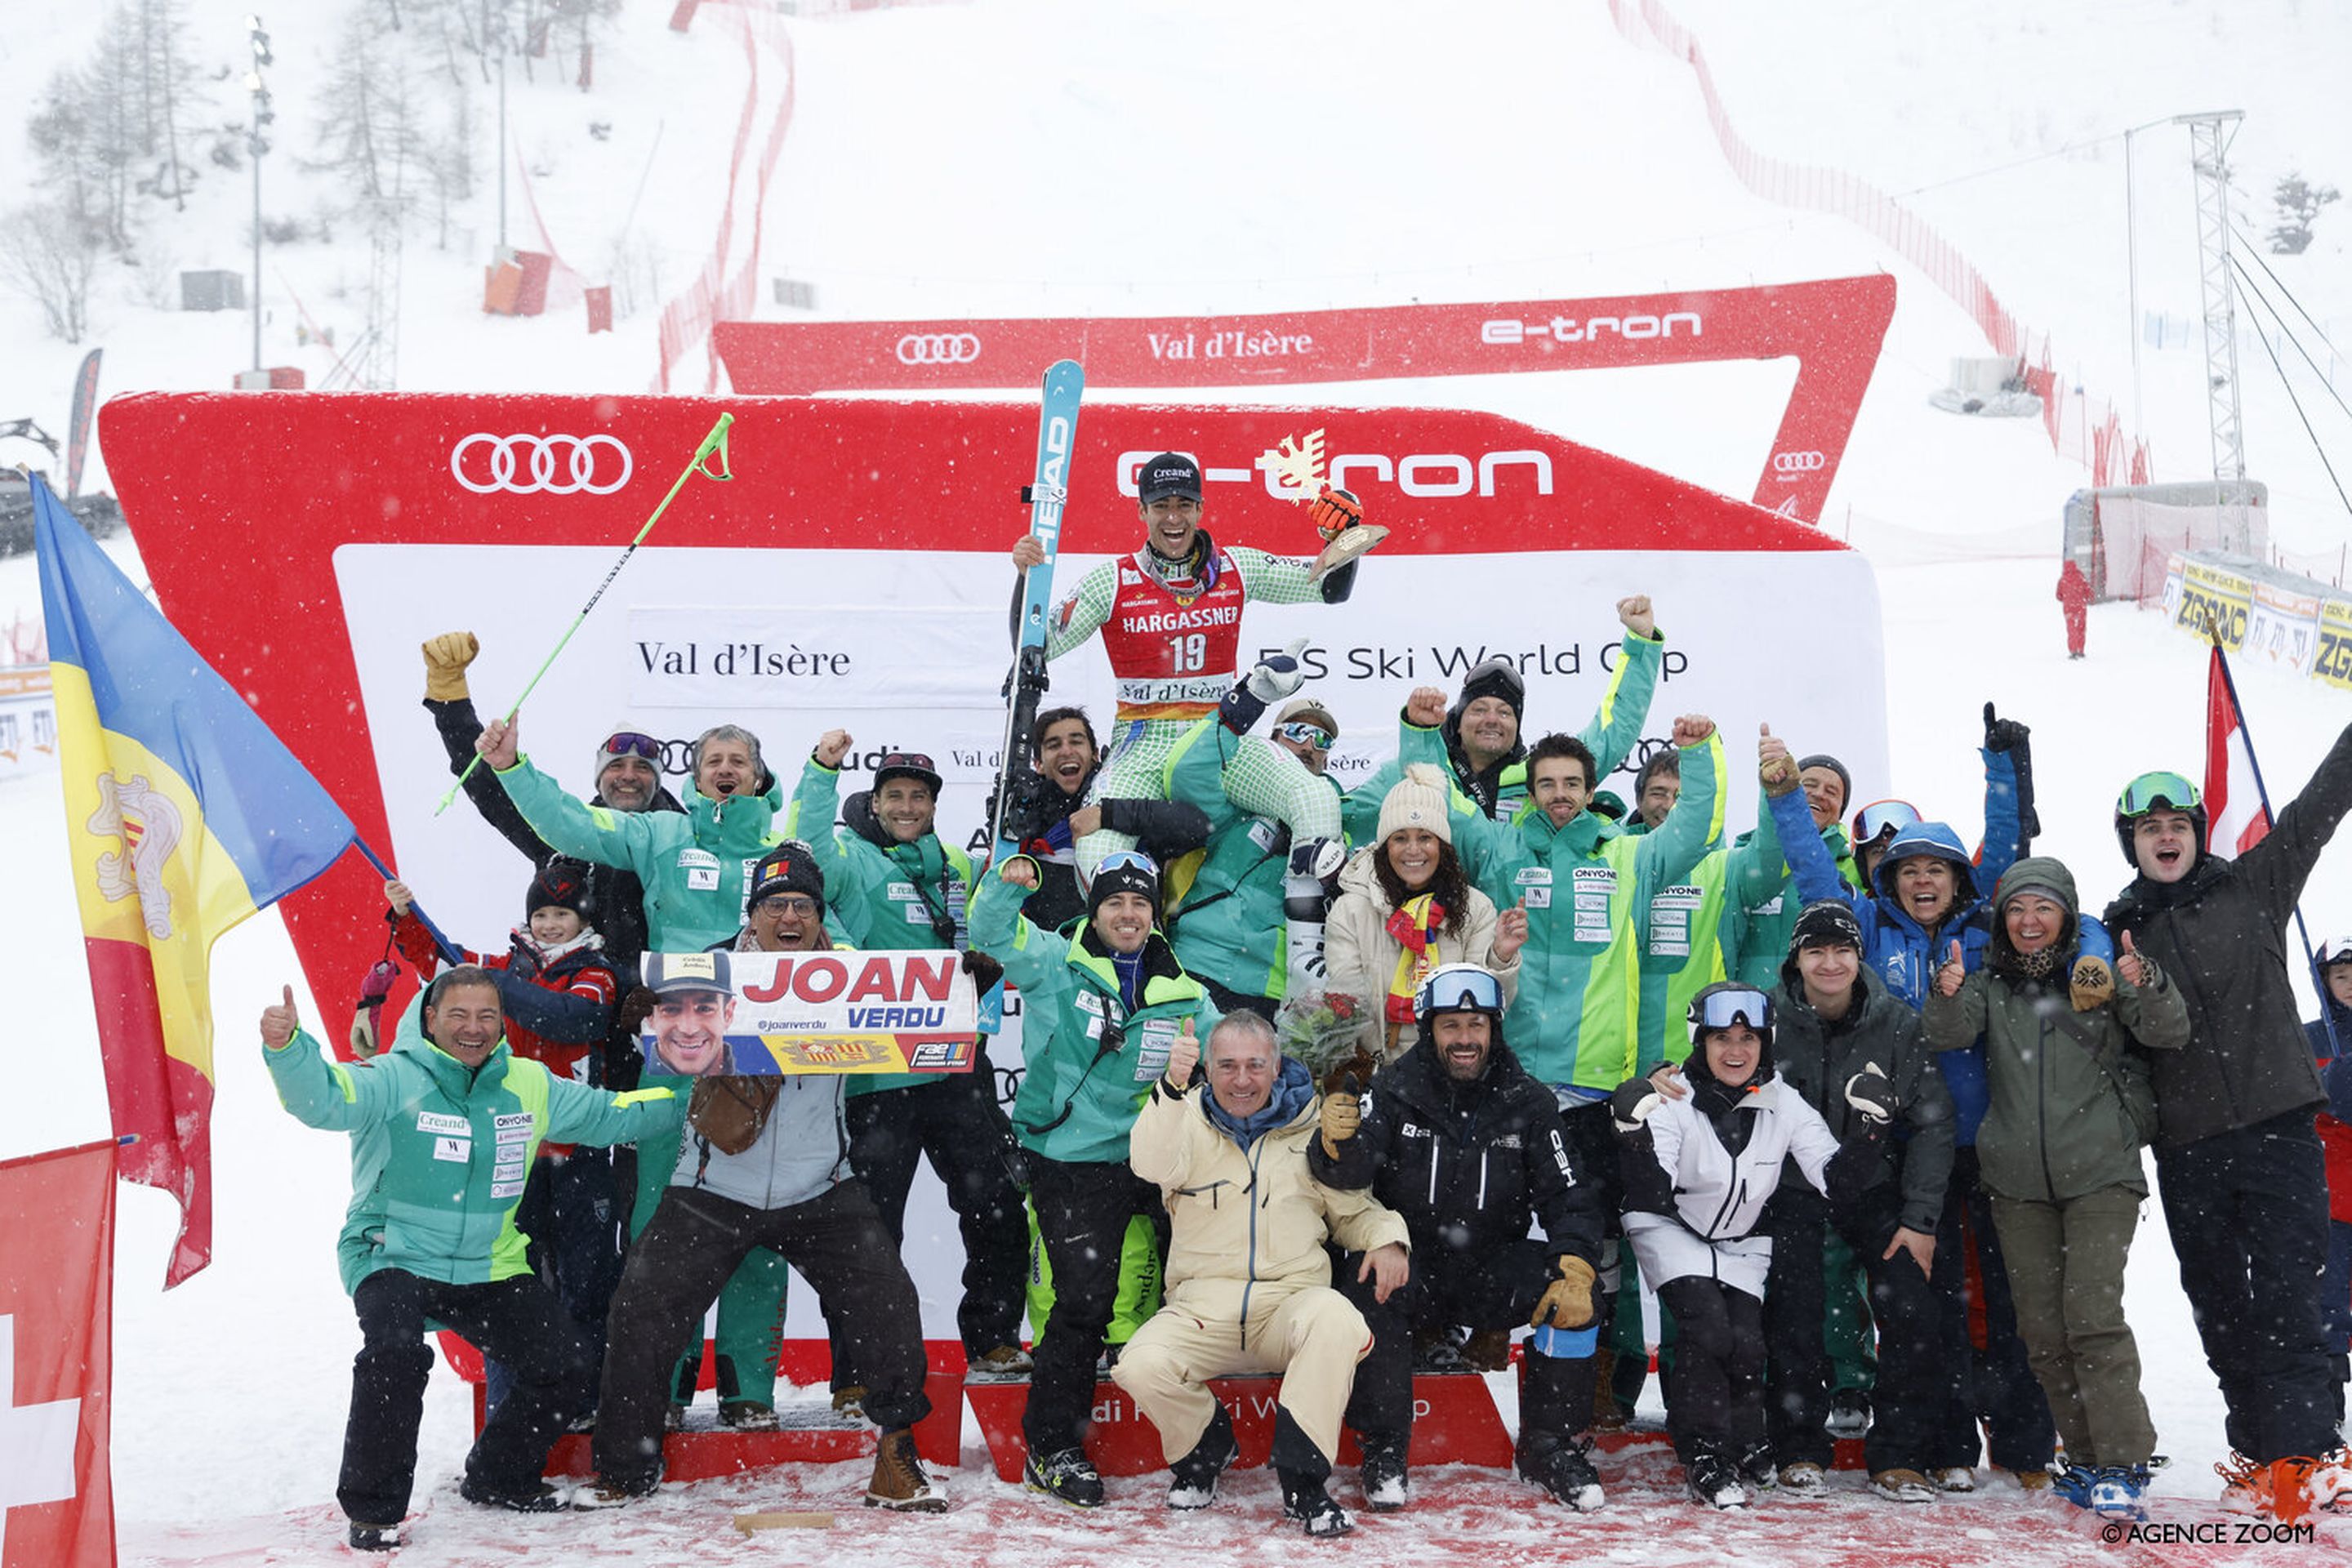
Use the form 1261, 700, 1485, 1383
421, 630, 480, 702
1319, 1074, 1361, 1160
1530, 1255, 1597, 1330
2069, 955, 2115, 1013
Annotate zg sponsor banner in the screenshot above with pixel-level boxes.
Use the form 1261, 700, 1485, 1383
2246, 578, 2322, 676
2172, 558, 2252, 648
100, 390, 1886, 1336
713, 275, 1896, 524
638, 949, 979, 1077
2317, 599, 2352, 693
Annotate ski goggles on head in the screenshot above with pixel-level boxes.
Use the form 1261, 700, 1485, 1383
1274, 720, 1335, 751
2117, 771, 2202, 817
1689, 985, 1774, 1035
1851, 799, 1922, 844
1096, 849, 1160, 880
601, 731, 663, 763
1416, 963, 1505, 1020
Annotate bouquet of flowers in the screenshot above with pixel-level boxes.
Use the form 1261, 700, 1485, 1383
1277, 989, 1376, 1089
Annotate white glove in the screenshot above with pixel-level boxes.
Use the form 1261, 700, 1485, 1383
1245, 637, 1312, 704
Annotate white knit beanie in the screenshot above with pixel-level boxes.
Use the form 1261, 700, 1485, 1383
1377, 763, 1454, 847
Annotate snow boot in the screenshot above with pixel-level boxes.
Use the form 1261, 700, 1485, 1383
1280, 1472, 1354, 1537
1685, 1446, 1748, 1510
1931, 1465, 1977, 1493
569, 1479, 654, 1511
1869, 1468, 1937, 1503
1166, 1406, 1238, 1510
1360, 1437, 1410, 1512
2089, 1465, 2149, 1521
866, 1429, 949, 1512
1825, 1388, 1873, 1439
719, 1400, 781, 1431
1736, 1441, 1778, 1492
969, 1344, 1033, 1382
1778, 1461, 1827, 1496
1517, 1433, 1605, 1511
1023, 1445, 1104, 1508
347, 1521, 403, 1552
457, 1477, 569, 1512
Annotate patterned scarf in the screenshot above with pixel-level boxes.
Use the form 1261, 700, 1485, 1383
1383, 894, 1448, 1023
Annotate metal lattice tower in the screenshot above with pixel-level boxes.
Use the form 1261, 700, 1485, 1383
357, 200, 404, 392
2179, 111, 2247, 490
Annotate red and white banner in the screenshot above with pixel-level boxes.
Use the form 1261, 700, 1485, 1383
100, 390, 1887, 1337
2206, 645, 2273, 857
711, 274, 1895, 523
0, 1138, 116, 1568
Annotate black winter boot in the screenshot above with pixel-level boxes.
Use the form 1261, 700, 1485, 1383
1166, 1405, 1238, 1510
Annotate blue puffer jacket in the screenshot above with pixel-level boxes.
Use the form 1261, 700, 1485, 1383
1768, 796, 2113, 1145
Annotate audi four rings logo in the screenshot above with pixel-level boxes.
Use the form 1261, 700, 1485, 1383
895, 332, 982, 365
1771, 450, 1827, 474
450, 433, 635, 496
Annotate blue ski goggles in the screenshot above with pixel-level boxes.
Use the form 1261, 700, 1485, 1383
1275, 720, 1335, 751
1851, 799, 1922, 845
1416, 963, 1505, 1021
1688, 985, 1774, 1036
2117, 771, 2201, 817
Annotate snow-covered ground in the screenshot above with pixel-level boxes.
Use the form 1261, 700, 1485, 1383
5, 1, 2352, 1562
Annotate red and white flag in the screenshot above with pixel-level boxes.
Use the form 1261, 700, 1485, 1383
2206, 644, 2273, 857
0, 1139, 117, 1568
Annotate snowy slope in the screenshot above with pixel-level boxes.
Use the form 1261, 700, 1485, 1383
5, 2, 2352, 1564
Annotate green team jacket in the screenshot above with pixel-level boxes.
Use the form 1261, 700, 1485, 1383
1628, 830, 1740, 1075
1731, 797, 1861, 988
787, 755, 976, 1094
1432, 730, 1723, 1094
1159, 718, 1343, 1003
969, 866, 1220, 1165
265, 1027, 679, 1294
499, 755, 786, 952
1342, 627, 1666, 843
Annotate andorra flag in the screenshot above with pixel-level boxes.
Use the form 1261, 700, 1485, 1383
33, 474, 354, 1287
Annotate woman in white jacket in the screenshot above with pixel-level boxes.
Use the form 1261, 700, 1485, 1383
1613, 981, 1894, 1510
1325, 764, 1525, 1064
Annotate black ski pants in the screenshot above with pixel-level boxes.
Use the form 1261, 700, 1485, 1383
1658, 1276, 1766, 1463
836, 1056, 1029, 1360
2155, 1109, 2340, 1461
1023, 1154, 1166, 1455
1336, 1236, 1594, 1455
1765, 1180, 1956, 1472
339, 1268, 590, 1526
485, 1148, 625, 1417
593, 1183, 931, 1491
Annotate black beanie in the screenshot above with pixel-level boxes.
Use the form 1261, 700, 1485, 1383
1088, 855, 1162, 923
749, 840, 826, 903
1789, 898, 1864, 954
526, 858, 596, 924
1797, 754, 1852, 808
1455, 656, 1526, 721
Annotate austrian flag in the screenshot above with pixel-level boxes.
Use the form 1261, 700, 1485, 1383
2206, 644, 2273, 856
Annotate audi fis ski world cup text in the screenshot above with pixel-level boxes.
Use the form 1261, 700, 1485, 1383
1251, 637, 1690, 685
451, 432, 634, 496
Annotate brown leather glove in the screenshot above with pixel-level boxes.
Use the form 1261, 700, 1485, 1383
1307, 484, 1363, 541
1318, 1073, 1361, 1160
2069, 955, 2115, 1013
615, 986, 659, 1038
421, 630, 480, 702
1759, 749, 1800, 798
1530, 1255, 1598, 1330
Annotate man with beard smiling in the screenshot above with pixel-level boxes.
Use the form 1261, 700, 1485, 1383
261, 968, 682, 1552
992, 706, 1213, 934
1311, 963, 1607, 1514
2105, 736, 2352, 1520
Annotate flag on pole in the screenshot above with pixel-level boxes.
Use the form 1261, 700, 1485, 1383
0, 1138, 119, 1568
2206, 644, 2273, 857
34, 474, 355, 1286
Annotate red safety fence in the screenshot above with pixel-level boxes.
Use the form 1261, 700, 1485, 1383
1609, 0, 2154, 483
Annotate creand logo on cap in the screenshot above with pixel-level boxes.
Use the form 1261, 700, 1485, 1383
1141, 459, 1200, 496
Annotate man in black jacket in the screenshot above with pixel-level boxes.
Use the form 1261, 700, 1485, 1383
1312, 963, 1607, 1513
2105, 725, 2352, 1520
1765, 900, 1959, 1499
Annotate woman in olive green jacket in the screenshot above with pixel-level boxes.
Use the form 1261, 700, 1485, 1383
1923, 857, 2189, 1513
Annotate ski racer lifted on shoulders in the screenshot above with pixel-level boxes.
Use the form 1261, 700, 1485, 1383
1009, 449, 1379, 984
